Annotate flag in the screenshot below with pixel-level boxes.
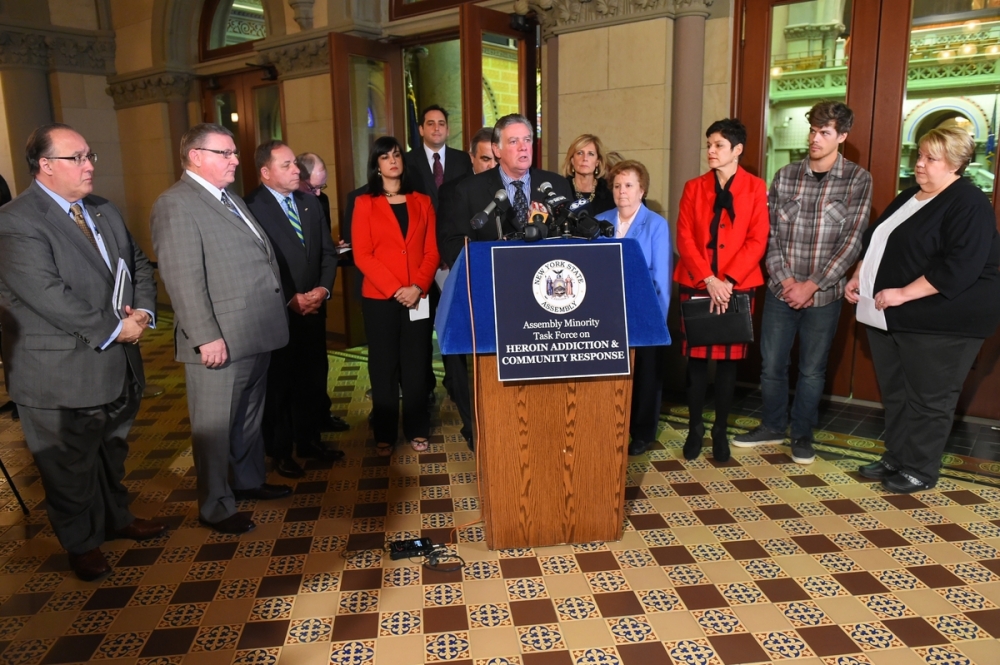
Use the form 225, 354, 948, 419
986, 94, 996, 171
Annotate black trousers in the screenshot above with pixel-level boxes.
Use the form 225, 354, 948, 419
631, 345, 666, 443
19, 371, 140, 554
442, 353, 473, 442
363, 297, 432, 444
263, 312, 329, 459
867, 327, 982, 484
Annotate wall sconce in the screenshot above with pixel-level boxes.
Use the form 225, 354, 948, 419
960, 43, 978, 57
230, 112, 239, 123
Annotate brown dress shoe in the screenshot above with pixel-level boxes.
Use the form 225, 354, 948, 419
68, 548, 111, 581
198, 512, 256, 534
113, 518, 167, 541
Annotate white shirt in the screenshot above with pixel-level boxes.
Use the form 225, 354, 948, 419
856, 193, 934, 330
616, 208, 639, 238
185, 170, 263, 242
424, 144, 445, 172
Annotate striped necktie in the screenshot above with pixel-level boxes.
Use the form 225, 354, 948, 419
220, 190, 242, 219
69, 203, 99, 253
284, 196, 304, 245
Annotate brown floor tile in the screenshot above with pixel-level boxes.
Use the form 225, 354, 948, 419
649, 546, 696, 566
499, 558, 543, 578
980, 559, 1000, 576
422, 605, 469, 632
694, 509, 736, 525
522, 651, 574, 665
507, 599, 558, 626
574, 552, 619, 573
756, 579, 811, 602
624, 486, 647, 501
790, 475, 828, 488
592, 591, 643, 617
821, 499, 865, 514
256, 574, 303, 597
792, 535, 841, 554
617, 641, 672, 664
284, 506, 321, 521
832, 572, 889, 595
941, 490, 987, 505
882, 617, 949, 646
422, 564, 464, 585
140, 626, 198, 656
293, 481, 328, 495
194, 542, 239, 561
330, 612, 378, 640
906, 565, 966, 588
652, 460, 685, 472
171, 581, 221, 604
722, 540, 770, 560
926, 524, 978, 542
671, 483, 709, 496
83, 587, 137, 610
420, 453, 448, 463
421, 499, 453, 513
709, 633, 770, 664
272, 536, 313, 556
345, 532, 385, 551
0, 592, 53, 616
235, 619, 289, 648
353, 502, 388, 518
628, 514, 668, 530
357, 478, 389, 490
118, 547, 164, 567
676, 584, 728, 609
341, 569, 382, 591
964, 608, 1000, 637
731, 478, 769, 492
759, 504, 801, 520
859, 529, 910, 548
795, 625, 859, 656
419, 474, 450, 486
39, 634, 104, 664
882, 494, 927, 510
421, 528, 454, 545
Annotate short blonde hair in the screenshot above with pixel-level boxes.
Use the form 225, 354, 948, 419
919, 127, 975, 175
562, 134, 607, 179
606, 159, 650, 196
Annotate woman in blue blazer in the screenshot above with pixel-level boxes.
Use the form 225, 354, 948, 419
596, 160, 671, 456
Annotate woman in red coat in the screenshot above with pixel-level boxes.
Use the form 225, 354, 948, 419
352, 136, 440, 456
674, 119, 769, 462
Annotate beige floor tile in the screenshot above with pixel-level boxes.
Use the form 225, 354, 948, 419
871, 511, 921, 529
741, 520, 788, 540
773, 489, 818, 504
956, 638, 1000, 665
202, 598, 254, 625
807, 515, 854, 534
893, 589, 963, 616
377, 586, 424, 612
972, 581, 1000, 605
373, 634, 424, 664
699, 560, 752, 584
108, 604, 167, 631
558, 617, 615, 649
278, 642, 332, 664
646, 609, 704, 640
140, 562, 193, 585
712, 493, 755, 509
314, 518, 353, 536
0, 575, 31, 595
687, 468, 727, 483
814, 596, 876, 623
672, 526, 717, 545
16, 610, 76, 639
848, 549, 902, 571
774, 554, 829, 578
466, 625, 522, 659
932, 506, 981, 524
649, 497, 692, 513
540, 573, 592, 598
621, 566, 671, 589
450, 484, 480, 498
164, 527, 210, 548
607, 531, 647, 552
224, 556, 270, 579
186, 649, 241, 664
750, 465, 785, 478
456, 542, 500, 562
916, 542, 972, 565
303, 552, 346, 574
837, 484, 879, 499
292, 593, 340, 619
462, 579, 508, 604
732, 602, 793, 632
866, 647, 927, 665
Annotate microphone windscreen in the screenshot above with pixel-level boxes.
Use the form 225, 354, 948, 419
470, 212, 489, 230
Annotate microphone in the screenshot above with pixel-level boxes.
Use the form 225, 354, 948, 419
524, 210, 550, 243
470, 190, 509, 230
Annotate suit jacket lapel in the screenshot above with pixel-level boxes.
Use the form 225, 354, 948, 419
293, 191, 315, 255
265, 191, 306, 253
85, 201, 121, 270
33, 187, 114, 284
180, 174, 266, 253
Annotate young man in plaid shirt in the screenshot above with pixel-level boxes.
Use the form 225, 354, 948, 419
733, 101, 872, 464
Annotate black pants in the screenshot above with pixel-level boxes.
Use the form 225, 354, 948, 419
631, 345, 666, 443
686, 358, 739, 434
363, 297, 432, 444
867, 327, 982, 484
442, 353, 473, 442
263, 312, 329, 459
19, 372, 140, 554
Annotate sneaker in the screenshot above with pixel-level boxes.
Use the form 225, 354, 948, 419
732, 426, 785, 448
790, 436, 816, 465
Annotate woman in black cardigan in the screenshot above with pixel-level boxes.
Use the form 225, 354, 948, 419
845, 127, 1000, 493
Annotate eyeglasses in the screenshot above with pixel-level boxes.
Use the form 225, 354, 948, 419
196, 148, 240, 159
310, 184, 328, 193
46, 153, 97, 166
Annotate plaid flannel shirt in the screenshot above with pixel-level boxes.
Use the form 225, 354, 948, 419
766, 153, 873, 307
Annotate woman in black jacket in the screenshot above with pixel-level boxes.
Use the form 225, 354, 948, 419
845, 127, 1000, 493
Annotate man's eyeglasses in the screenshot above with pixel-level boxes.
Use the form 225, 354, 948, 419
46, 153, 98, 166
196, 148, 240, 159
310, 184, 328, 194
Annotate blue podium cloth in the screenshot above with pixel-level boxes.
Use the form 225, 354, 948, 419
436, 237, 671, 354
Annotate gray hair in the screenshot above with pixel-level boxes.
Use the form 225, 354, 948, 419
180, 123, 235, 167
492, 114, 533, 145
296, 152, 327, 180
470, 127, 494, 154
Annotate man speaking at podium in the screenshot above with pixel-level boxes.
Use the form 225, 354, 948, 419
439, 114, 572, 264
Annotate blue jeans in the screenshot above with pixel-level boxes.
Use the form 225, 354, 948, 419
759, 289, 842, 440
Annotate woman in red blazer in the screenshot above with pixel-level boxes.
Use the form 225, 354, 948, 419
674, 119, 769, 462
352, 136, 440, 456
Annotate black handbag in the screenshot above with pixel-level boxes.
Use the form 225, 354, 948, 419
681, 293, 754, 347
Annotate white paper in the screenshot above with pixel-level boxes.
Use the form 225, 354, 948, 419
856, 295, 887, 330
434, 268, 450, 292
336, 245, 352, 254
409, 296, 430, 321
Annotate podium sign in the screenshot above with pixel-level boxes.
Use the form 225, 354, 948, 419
492, 243, 629, 381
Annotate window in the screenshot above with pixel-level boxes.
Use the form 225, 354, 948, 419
201, 0, 266, 60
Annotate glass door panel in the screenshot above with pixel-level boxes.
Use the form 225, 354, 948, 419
347, 56, 389, 189
210, 89, 245, 196
253, 84, 282, 145
481, 33, 521, 127
898, 4, 1000, 196
403, 40, 464, 152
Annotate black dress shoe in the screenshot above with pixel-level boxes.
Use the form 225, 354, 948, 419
113, 518, 167, 541
628, 439, 650, 456
858, 459, 898, 480
232, 483, 292, 501
298, 442, 345, 462
683, 426, 704, 460
199, 512, 256, 534
712, 427, 731, 463
69, 548, 111, 581
319, 413, 350, 432
274, 456, 305, 479
882, 472, 935, 494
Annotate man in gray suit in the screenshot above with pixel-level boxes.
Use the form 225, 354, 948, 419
0, 123, 164, 581
151, 123, 290, 534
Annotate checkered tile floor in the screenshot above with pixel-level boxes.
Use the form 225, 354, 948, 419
0, 313, 999, 665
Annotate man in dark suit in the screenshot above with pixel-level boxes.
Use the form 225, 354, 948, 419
439, 114, 574, 266
152, 123, 292, 535
246, 141, 342, 479
0, 124, 164, 580
295, 152, 351, 434
404, 105, 473, 210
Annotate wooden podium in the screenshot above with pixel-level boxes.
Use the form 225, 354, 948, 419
436, 239, 669, 550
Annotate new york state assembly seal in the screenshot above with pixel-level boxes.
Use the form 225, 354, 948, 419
531, 260, 587, 314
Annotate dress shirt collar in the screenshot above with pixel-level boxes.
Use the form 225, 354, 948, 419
265, 184, 297, 214
424, 144, 445, 170
35, 178, 82, 213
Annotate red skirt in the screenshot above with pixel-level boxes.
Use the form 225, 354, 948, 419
679, 285, 756, 360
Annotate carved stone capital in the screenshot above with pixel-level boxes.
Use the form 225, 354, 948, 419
106, 69, 194, 110
673, 0, 714, 18
520, 0, 725, 39
254, 34, 328, 80
0, 27, 114, 74
288, 0, 316, 31
784, 22, 845, 41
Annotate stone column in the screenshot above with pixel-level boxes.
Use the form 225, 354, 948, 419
668, 0, 713, 224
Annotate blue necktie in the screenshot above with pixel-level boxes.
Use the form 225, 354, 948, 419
284, 196, 304, 245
